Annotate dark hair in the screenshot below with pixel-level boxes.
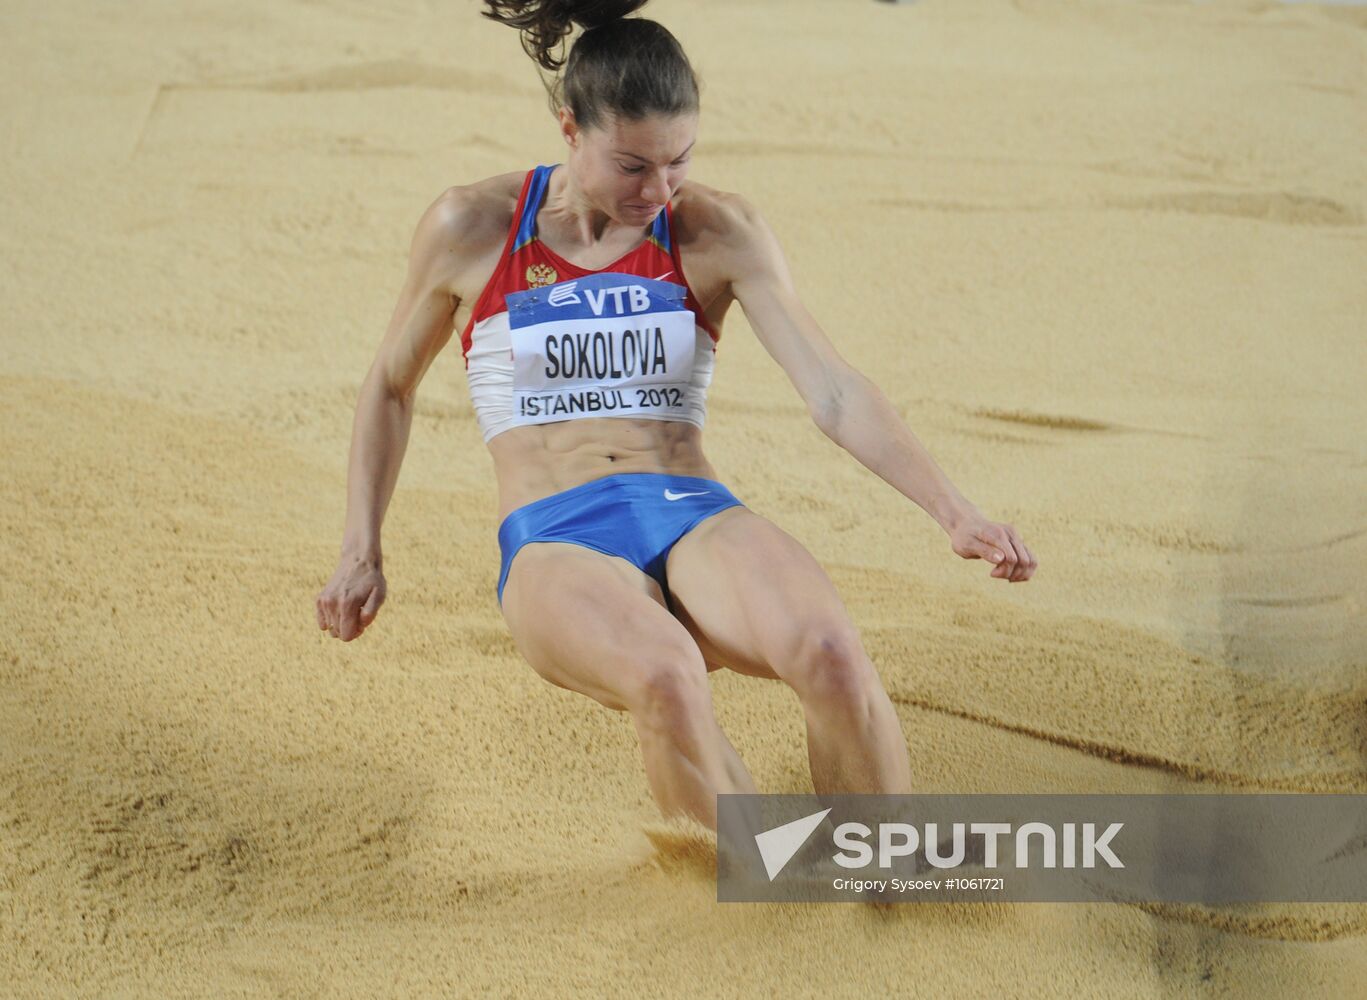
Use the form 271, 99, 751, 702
481, 1, 700, 129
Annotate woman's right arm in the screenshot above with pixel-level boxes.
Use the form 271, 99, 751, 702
316, 188, 474, 641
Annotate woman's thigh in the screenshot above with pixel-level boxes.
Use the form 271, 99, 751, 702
500, 541, 713, 711
662, 507, 865, 682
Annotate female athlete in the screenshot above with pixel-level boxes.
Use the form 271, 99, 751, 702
315, 0, 1037, 833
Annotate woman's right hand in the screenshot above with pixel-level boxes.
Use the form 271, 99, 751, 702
316, 556, 387, 641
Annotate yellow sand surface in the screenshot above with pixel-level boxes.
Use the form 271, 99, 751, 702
2, 0, 1364, 996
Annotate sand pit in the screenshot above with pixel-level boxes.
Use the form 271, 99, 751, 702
2, 0, 1364, 995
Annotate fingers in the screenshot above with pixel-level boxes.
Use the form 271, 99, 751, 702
358, 585, 383, 627
962, 520, 1037, 583
1011, 531, 1037, 582
316, 595, 340, 637
976, 525, 1014, 579
989, 525, 1037, 583
316, 592, 346, 640
977, 524, 1024, 582
333, 596, 358, 638
963, 536, 1007, 564
317, 591, 382, 641
1001, 525, 1036, 582
1001, 530, 1026, 582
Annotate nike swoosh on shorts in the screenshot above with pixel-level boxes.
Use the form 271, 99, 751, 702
663, 489, 710, 501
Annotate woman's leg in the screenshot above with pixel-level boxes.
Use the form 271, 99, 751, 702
664, 507, 914, 797
501, 540, 758, 829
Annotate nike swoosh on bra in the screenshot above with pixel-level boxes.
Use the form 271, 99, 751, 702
663, 489, 710, 501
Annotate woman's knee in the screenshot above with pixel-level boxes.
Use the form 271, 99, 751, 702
785, 622, 879, 708
626, 650, 714, 735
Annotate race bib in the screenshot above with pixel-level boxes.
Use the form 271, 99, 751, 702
504, 272, 698, 426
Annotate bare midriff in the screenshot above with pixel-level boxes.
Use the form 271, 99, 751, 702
487, 417, 719, 521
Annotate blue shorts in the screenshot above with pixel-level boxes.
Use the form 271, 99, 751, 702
496, 472, 746, 608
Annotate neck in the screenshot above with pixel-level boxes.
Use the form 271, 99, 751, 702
548, 160, 641, 245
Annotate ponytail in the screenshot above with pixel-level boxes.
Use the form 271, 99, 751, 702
481, 0, 700, 128
481, 1, 650, 72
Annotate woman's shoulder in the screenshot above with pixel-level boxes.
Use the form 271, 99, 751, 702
405, 170, 530, 296
671, 178, 770, 253
674, 177, 749, 224
422, 169, 529, 245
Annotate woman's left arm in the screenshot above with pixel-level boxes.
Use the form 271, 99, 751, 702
720, 194, 1037, 583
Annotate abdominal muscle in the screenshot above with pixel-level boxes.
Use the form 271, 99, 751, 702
487, 416, 720, 521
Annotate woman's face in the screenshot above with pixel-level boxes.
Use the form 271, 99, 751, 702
560, 108, 697, 226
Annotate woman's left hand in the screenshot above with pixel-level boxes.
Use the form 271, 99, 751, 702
947, 511, 1038, 583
